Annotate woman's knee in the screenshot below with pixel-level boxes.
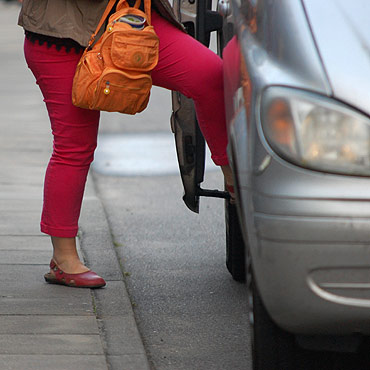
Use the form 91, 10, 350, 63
188, 60, 223, 100
52, 138, 97, 167
49, 108, 99, 167
51, 125, 98, 167
186, 53, 224, 100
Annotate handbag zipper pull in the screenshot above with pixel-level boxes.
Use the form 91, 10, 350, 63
104, 81, 110, 95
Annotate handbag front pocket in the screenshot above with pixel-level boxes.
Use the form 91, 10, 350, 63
92, 68, 152, 114
108, 28, 159, 72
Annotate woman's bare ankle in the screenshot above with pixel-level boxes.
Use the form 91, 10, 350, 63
50, 236, 89, 274
221, 165, 234, 187
221, 165, 236, 202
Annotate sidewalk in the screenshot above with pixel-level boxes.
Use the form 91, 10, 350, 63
0, 3, 150, 369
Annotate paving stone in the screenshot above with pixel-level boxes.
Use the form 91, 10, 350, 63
0, 316, 100, 335
0, 275, 94, 300
0, 264, 61, 282
0, 265, 95, 314
0, 198, 43, 213
0, 136, 51, 151
0, 236, 50, 251
0, 334, 104, 355
108, 354, 151, 370
99, 316, 147, 356
0, 184, 43, 200
0, 211, 42, 235
0, 152, 49, 167
0, 165, 46, 186
94, 281, 133, 317
0, 250, 51, 265
0, 355, 108, 370
0, 297, 94, 316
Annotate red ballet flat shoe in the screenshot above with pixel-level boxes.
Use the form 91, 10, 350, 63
44, 259, 106, 288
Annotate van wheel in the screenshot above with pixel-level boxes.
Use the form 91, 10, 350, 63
225, 196, 245, 282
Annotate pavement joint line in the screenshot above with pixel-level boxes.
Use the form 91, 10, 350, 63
0, 354, 106, 356
0, 249, 49, 251
0, 334, 102, 337
0, 316, 97, 318
0, 235, 48, 237
0, 263, 50, 265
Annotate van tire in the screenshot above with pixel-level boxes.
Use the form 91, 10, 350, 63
225, 197, 245, 282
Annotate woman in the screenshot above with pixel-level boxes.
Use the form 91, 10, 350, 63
18, 0, 234, 288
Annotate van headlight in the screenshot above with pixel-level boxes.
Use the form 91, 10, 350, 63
261, 87, 370, 175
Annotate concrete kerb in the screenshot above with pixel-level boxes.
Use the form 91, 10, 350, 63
79, 174, 151, 370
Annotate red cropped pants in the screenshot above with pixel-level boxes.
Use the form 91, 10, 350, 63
24, 11, 228, 238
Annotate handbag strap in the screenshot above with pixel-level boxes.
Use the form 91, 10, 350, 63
87, 0, 119, 48
87, 0, 152, 49
144, 0, 152, 25
86, 0, 152, 51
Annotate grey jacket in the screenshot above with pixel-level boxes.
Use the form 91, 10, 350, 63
18, 0, 184, 47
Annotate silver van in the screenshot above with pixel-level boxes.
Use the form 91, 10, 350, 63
172, 0, 370, 368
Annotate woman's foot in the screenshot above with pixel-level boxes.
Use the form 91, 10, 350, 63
44, 259, 106, 288
50, 257, 90, 275
44, 236, 106, 288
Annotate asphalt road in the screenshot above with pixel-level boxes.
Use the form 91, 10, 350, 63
92, 87, 251, 369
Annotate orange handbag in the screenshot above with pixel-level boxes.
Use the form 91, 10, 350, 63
72, 0, 159, 115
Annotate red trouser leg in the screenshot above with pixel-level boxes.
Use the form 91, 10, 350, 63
24, 39, 99, 237
23, 13, 228, 237
151, 11, 229, 166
